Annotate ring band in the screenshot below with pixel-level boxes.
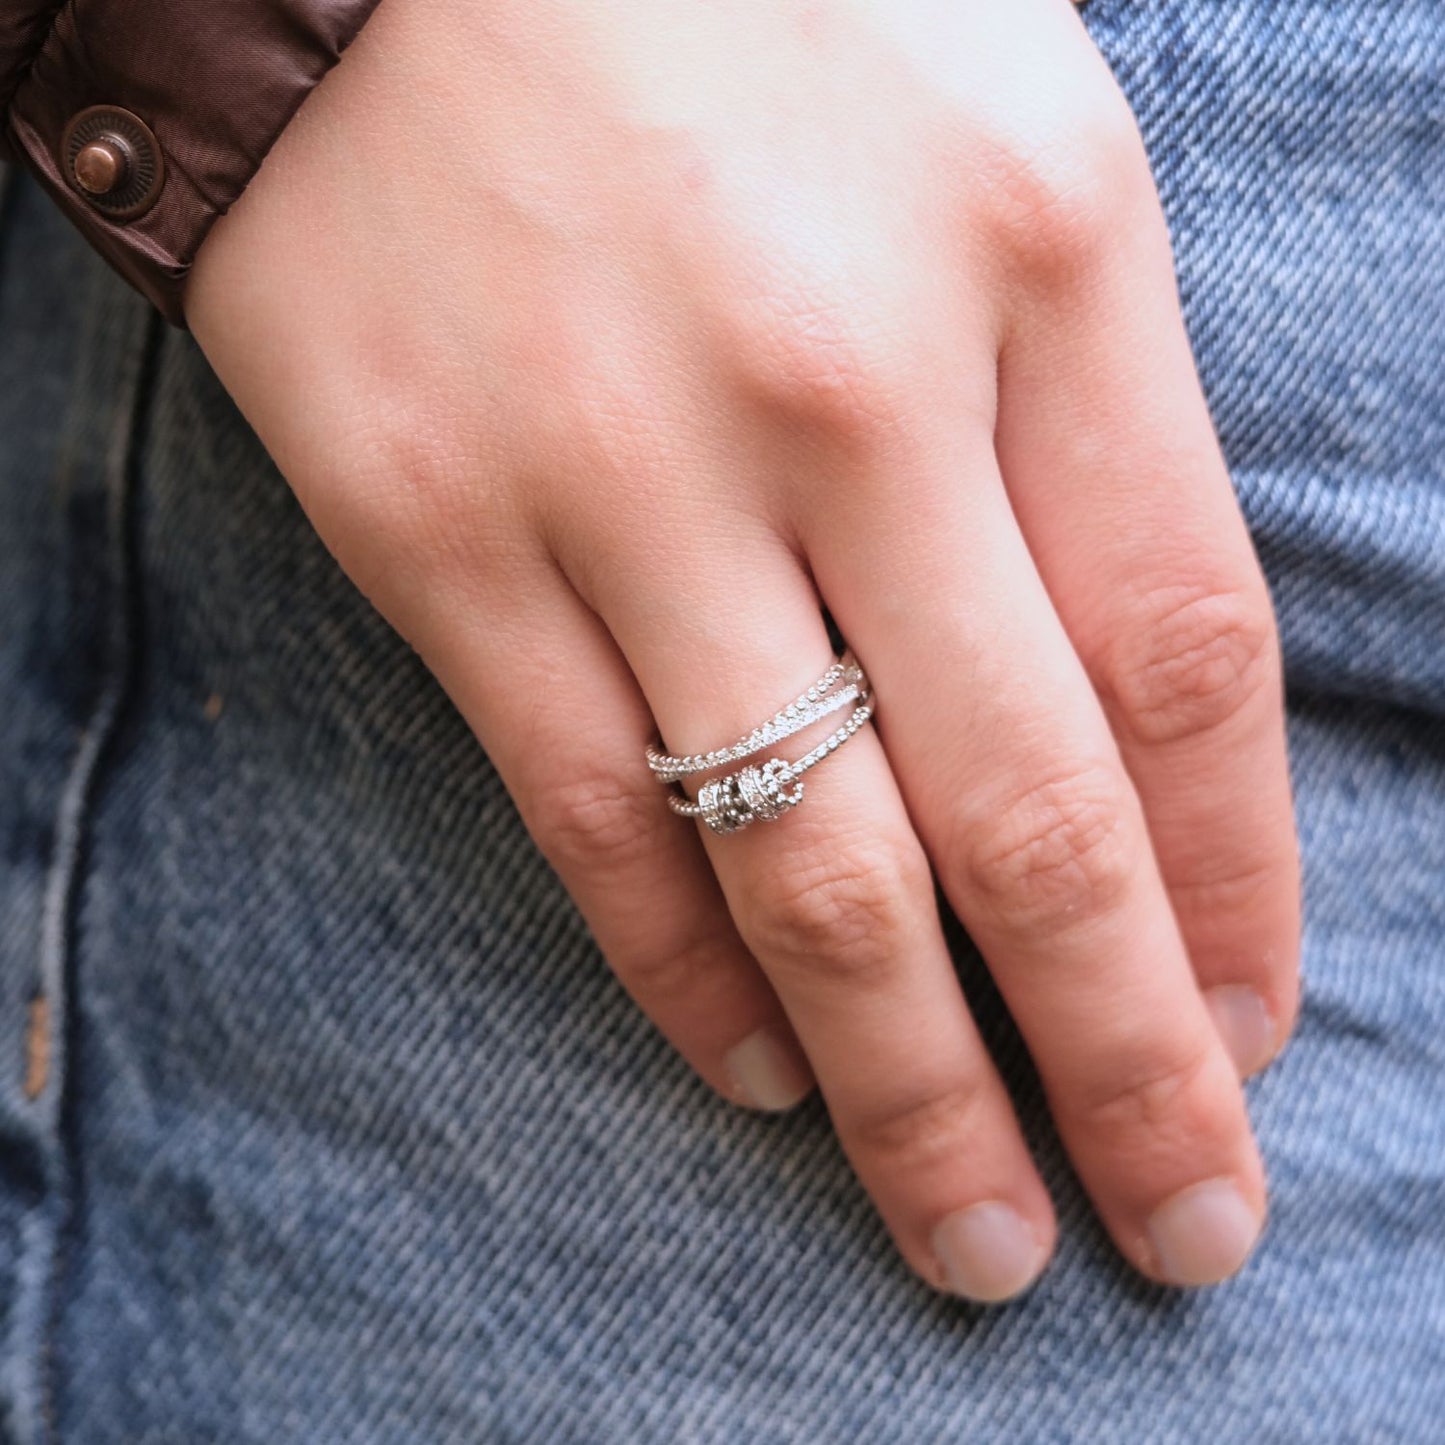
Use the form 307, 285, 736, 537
645, 656, 867, 783
646, 651, 874, 835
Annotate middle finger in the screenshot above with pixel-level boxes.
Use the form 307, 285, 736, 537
558, 509, 1059, 1304
804, 421, 1268, 1289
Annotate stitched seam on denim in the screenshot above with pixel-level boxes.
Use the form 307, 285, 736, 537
17, 295, 160, 1445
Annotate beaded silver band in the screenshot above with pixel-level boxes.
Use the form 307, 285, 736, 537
647, 652, 874, 835
645, 657, 867, 784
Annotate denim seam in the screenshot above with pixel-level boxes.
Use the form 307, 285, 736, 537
12, 293, 161, 1445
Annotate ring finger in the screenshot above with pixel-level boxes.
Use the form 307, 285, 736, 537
562, 510, 1059, 1304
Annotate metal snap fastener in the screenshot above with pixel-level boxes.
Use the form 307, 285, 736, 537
74, 137, 128, 195
60, 105, 164, 220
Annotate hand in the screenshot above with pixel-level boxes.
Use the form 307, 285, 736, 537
188, 0, 1301, 1302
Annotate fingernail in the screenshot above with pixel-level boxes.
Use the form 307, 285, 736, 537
931, 1202, 1047, 1304
1146, 1177, 1262, 1287
725, 1029, 814, 1112
1205, 985, 1278, 1078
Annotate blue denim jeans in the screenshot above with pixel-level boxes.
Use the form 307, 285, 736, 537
1, 1, 1442, 1440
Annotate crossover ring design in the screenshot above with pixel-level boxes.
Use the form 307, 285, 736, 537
645, 652, 874, 835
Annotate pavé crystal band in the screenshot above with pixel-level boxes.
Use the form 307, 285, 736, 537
646, 652, 874, 835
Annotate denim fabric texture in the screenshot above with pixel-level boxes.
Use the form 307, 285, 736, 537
1, 1, 1443, 1440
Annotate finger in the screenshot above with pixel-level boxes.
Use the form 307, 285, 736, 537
407, 555, 815, 1113
994, 157, 1301, 1080
804, 424, 1267, 1290
565, 515, 1058, 1304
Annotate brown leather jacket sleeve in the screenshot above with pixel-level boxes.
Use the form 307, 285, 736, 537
1, 1, 384, 325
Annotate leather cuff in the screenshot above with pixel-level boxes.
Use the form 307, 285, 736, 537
1, 0, 384, 326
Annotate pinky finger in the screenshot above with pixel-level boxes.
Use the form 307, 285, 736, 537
419, 563, 816, 1114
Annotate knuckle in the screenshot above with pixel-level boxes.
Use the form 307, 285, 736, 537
1099, 584, 1281, 746
845, 1075, 992, 1172
743, 834, 926, 987
955, 762, 1139, 939
721, 283, 917, 447
1064, 1037, 1222, 1146
1169, 848, 1295, 917
614, 931, 738, 1010
531, 768, 661, 875
321, 403, 520, 608
347, 402, 477, 534
977, 101, 1147, 282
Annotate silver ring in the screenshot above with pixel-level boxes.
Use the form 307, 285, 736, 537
646, 651, 874, 835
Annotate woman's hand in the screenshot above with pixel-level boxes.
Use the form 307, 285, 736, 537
188, 0, 1301, 1302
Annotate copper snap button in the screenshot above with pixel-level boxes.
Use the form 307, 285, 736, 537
60, 105, 164, 220
74, 137, 129, 195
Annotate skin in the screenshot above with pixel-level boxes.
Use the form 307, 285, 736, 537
187, 0, 1302, 1299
